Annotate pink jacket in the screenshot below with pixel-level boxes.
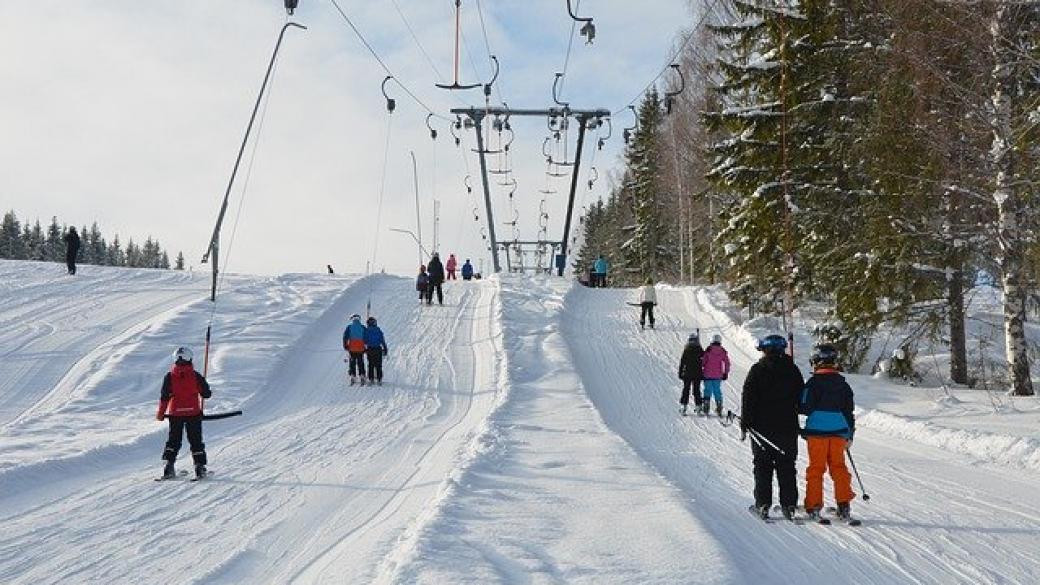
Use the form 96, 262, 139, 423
446, 256, 458, 271
701, 344, 730, 380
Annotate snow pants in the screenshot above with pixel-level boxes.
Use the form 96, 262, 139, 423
66, 249, 78, 275
163, 415, 206, 466
348, 351, 366, 377
680, 378, 702, 407
640, 302, 655, 327
426, 282, 443, 305
447, 269, 457, 280
366, 348, 384, 381
752, 433, 798, 508
702, 379, 723, 407
804, 436, 855, 511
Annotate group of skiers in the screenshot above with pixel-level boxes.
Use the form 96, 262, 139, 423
416, 252, 474, 305
341, 313, 390, 386
678, 332, 858, 523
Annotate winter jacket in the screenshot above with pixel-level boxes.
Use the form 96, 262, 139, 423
638, 285, 657, 305
364, 325, 388, 353
678, 343, 704, 380
701, 343, 730, 380
461, 262, 474, 279
741, 353, 804, 438
428, 257, 446, 285
446, 255, 458, 271
64, 230, 80, 253
157, 362, 211, 418
593, 258, 608, 275
416, 273, 429, 291
800, 369, 855, 439
343, 321, 367, 353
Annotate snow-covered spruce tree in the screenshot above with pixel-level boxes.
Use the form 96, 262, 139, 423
0, 211, 24, 259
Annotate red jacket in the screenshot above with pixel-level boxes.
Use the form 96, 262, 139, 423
157, 362, 212, 418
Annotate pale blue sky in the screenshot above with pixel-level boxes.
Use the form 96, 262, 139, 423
1, 0, 697, 276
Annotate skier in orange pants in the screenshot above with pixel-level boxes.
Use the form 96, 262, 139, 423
800, 344, 856, 522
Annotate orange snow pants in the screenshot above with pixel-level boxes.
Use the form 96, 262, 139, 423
804, 436, 855, 511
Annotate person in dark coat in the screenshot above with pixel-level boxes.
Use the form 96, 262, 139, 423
363, 316, 389, 385
64, 226, 81, 275
426, 252, 445, 305
678, 332, 704, 415
416, 265, 430, 303
741, 334, 804, 520
327, 264, 334, 274
156, 347, 212, 479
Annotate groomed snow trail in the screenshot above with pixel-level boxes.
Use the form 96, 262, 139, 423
560, 285, 1040, 585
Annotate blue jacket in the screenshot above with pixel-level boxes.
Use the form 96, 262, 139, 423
800, 370, 855, 439
364, 325, 388, 352
461, 262, 473, 278
343, 321, 366, 351
593, 258, 608, 274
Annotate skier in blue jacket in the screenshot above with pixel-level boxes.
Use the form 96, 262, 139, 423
461, 259, 474, 281
363, 317, 389, 385
342, 314, 367, 386
592, 255, 609, 287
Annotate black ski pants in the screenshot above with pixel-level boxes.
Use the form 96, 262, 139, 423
680, 378, 702, 407
751, 432, 798, 508
348, 351, 366, 376
66, 249, 78, 275
426, 282, 443, 305
640, 302, 655, 327
366, 348, 384, 381
163, 415, 206, 465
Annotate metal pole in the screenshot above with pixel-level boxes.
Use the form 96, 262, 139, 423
559, 116, 588, 276
473, 117, 501, 272
201, 21, 306, 302
410, 151, 424, 263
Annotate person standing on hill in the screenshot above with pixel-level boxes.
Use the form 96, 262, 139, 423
446, 253, 458, 280
700, 334, 730, 416
363, 316, 389, 386
741, 334, 804, 521
461, 259, 474, 281
64, 226, 81, 275
637, 277, 657, 330
416, 265, 430, 302
678, 332, 704, 416
426, 252, 445, 305
156, 347, 212, 480
342, 313, 368, 386
592, 255, 609, 287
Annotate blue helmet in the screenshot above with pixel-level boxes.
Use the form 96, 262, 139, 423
756, 334, 788, 355
810, 344, 840, 368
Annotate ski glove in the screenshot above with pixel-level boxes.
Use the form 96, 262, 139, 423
722, 374, 728, 381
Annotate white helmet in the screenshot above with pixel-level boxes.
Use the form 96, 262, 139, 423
711, 334, 722, 344
351, 313, 361, 321
174, 347, 193, 362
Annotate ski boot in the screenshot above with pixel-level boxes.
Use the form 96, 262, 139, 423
649, 322, 655, 330
194, 464, 207, 480
806, 507, 830, 524
161, 461, 176, 480
377, 379, 383, 386
715, 404, 723, 417
781, 505, 797, 521
359, 377, 367, 386
680, 403, 688, 416
836, 502, 859, 525
753, 503, 770, 520
350, 376, 357, 386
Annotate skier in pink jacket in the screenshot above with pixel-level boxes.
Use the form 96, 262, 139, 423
700, 334, 731, 416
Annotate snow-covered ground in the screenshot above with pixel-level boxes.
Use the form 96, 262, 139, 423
1, 260, 1038, 584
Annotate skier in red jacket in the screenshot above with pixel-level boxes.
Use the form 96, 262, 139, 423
156, 347, 212, 479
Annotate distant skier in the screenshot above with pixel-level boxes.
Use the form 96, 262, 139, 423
426, 252, 445, 305
700, 334, 730, 415
363, 316, 389, 386
446, 253, 458, 280
342, 313, 367, 386
800, 344, 857, 522
416, 265, 430, 303
156, 347, 212, 480
678, 332, 704, 415
327, 264, 334, 274
741, 334, 804, 520
637, 277, 657, 330
64, 226, 81, 275
461, 258, 474, 281
592, 254, 609, 287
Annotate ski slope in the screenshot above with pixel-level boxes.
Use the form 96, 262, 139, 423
0, 260, 1037, 584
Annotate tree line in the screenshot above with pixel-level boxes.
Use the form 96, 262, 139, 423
0, 210, 185, 270
576, 1, 1039, 395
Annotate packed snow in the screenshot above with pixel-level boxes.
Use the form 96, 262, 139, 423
1, 260, 1038, 584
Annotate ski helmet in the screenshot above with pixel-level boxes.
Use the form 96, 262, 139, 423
174, 347, 193, 362
351, 313, 361, 321
687, 332, 700, 343
756, 334, 788, 355
810, 344, 840, 368
367, 316, 377, 326
711, 333, 722, 344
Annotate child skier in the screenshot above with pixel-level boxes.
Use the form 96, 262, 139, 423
416, 265, 430, 303
461, 259, 474, 280
364, 316, 389, 385
446, 253, 458, 280
638, 277, 657, 330
156, 347, 212, 480
343, 313, 367, 386
700, 334, 730, 415
677, 332, 704, 415
800, 344, 857, 523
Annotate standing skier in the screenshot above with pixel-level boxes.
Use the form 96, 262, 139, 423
446, 253, 458, 280
156, 347, 212, 480
426, 252, 445, 305
416, 265, 430, 303
342, 313, 367, 385
741, 334, 804, 520
678, 332, 704, 415
64, 226, 81, 275
364, 316, 389, 386
800, 344, 857, 522
592, 254, 609, 287
700, 334, 730, 415
637, 277, 657, 330
461, 258, 474, 281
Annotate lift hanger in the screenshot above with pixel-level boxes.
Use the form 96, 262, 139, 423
664, 64, 686, 115
566, 0, 596, 44
437, 0, 482, 90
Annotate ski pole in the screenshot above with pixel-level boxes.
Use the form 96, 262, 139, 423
726, 410, 787, 456
846, 447, 871, 501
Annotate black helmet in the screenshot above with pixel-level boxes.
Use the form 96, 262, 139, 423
367, 316, 377, 326
756, 334, 788, 355
810, 344, 840, 368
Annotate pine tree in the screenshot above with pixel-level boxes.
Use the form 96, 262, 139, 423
0, 211, 23, 259
109, 235, 125, 266
44, 217, 63, 262
619, 89, 670, 283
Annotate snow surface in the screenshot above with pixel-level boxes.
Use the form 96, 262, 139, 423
1, 260, 1038, 584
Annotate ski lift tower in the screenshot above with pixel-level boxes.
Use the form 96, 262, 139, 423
451, 106, 609, 276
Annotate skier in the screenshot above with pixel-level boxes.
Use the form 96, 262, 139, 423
800, 344, 857, 522
592, 254, 609, 287
446, 253, 458, 280
327, 264, 334, 274
64, 226, 81, 275
426, 252, 445, 305
638, 277, 657, 330
342, 313, 367, 385
156, 347, 212, 480
740, 334, 804, 520
700, 334, 730, 415
461, 258, 474, 281
416, 265, 430, 303
678, 332, 704, 415
364, 316, 389, 386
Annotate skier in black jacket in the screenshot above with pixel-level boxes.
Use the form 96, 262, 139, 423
741, 334, 804, 520
426, 252, 445, 305
677, 332, 704, 415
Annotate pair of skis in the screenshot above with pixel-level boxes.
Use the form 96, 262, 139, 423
154, 469, 213, 482
748, 505, 862, 526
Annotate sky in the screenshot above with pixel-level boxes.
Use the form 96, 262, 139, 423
0, 0, 695, 277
